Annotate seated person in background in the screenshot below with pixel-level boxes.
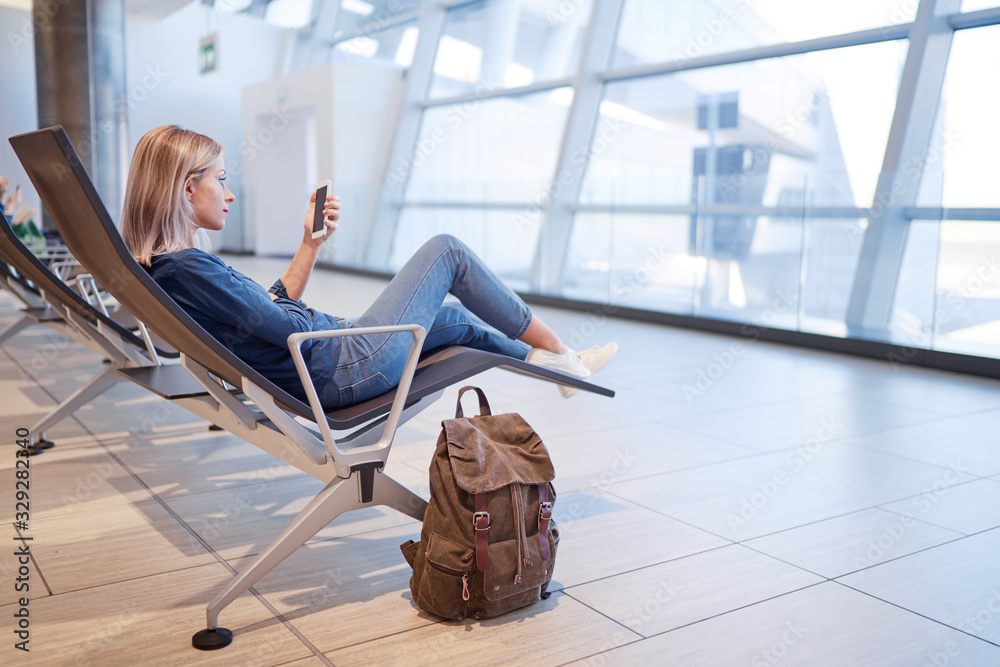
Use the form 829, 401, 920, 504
120, 125, 616, 408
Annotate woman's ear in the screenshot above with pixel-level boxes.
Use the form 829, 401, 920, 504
184, 176, 197, 200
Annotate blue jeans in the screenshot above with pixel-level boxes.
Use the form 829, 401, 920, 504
322, 234, 532, 407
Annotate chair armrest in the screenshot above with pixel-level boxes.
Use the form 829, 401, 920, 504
286, 323, 426, 464
49, 259, 82, 282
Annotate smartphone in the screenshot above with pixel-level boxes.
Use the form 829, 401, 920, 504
311, 179, 331, 239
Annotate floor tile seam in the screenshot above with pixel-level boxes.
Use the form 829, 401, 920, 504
829, 410, 983, 441
565, 579, 830, 662
836, 439, 995, 478
585, 486, 738, 542
663, 387, 892, 415
54, 413, 335, 664
872, 471, 994, 506
876, 504, 993, 537
828, 579, 1000, 648
23, 561, 219, 598
222, 517, 423, 564
916, 404, 1000, 421
648, 419, 841, 453
552, 543, 736, 595
317, 616, 451, 658
739, 505, 967, 547
521, 417, 669, 442
663, 401, 961, 449
829, 531, 991, 580
657, 394, 818, 422
735, 437, 989, 472
556, 590, 648, 644
646, 423, 762, 454
557, 449, 774, 492
733, 541, 840, 582
113, 469, 323, 505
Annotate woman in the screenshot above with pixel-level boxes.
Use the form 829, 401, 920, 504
120, 125, 615, 408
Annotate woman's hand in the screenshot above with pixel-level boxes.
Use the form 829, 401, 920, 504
302, 190, 341, 246
281, 191, 342, 302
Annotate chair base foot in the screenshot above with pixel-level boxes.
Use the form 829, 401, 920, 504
192, 627, 233, 650
207, 424, 223, 431
35, 438, 55, 450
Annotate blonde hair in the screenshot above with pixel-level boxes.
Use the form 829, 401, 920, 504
121, 125, 223, 266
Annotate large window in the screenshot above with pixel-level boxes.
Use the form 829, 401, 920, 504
429, 0, 593, 98
300, 0, 1000, 369
390, 208, 540, 285
613, 0, 917, 69
332, 0, 422, 40
917, 24, 1000, 208
569, 40, 905, 331
404, 89, 572, 203
583, 41, 907, 208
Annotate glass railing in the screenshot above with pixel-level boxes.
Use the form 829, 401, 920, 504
328, 173, 1000, 362
559, 174, 1000, 359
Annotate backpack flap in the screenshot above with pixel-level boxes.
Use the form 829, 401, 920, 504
444, 415, 554, 494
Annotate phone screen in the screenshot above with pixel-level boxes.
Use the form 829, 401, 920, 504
312, 180, 330, 239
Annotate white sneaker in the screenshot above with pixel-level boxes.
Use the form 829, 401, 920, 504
527, 342, 618, 398
526, 347, 590, 379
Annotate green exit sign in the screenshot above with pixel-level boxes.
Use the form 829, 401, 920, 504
199, 33, 217, 75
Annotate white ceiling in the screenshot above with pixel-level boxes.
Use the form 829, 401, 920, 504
0, 0, 197, 19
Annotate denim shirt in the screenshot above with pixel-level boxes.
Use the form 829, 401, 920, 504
146, 248, 342, 403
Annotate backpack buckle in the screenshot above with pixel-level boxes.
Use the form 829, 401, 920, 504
539, 501, 553, 520
473, 511, 491, 530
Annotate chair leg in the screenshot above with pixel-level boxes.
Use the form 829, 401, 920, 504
0, 314, 32, 346
29, 363, 125, 439
195, 470, 426, 650
373, 471, 428, 522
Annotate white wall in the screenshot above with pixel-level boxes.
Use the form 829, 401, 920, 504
241, 62, 404, 259
125, 1, 290, 251
0, 5, 40, 218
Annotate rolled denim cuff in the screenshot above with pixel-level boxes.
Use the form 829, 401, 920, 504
512, 309, 532, 340
268, 278, 289, 300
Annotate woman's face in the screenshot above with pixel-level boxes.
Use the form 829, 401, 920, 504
186, 158, 235, 233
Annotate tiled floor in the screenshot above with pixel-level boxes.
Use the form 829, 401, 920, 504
2, 254, 1000, 666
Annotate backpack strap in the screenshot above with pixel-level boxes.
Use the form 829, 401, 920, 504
538, 484, 553, 560
455, 386, 492, 418
474, 492, 491, 572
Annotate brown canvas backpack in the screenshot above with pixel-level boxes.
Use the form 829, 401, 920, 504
400, 386, 559, 620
